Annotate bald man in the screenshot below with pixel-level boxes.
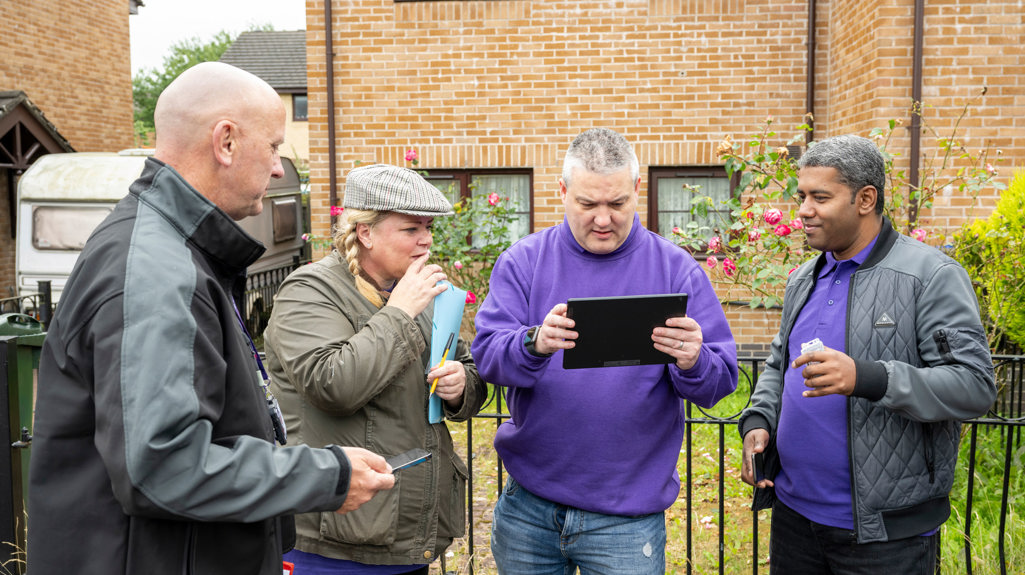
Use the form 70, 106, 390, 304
27, 62, 395, 575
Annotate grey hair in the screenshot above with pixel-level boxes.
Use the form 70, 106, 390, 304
561, 128, 640, 188
798, 135, 886, 214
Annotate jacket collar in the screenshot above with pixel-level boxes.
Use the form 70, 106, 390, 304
811, 216, 896, 278
131, 158, 265, 275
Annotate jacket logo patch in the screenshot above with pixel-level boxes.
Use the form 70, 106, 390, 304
874, 312, 896, 328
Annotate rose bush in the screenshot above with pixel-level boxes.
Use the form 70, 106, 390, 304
673, 93, 1003, 309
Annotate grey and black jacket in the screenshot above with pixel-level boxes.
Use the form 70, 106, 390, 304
739, 218, 996, 543
29, 158, 352, 575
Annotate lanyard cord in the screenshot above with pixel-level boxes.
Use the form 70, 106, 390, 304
232, 301, 270, 380
231, 301, 287, 445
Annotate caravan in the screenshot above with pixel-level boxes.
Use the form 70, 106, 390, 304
15, 150, 306, 321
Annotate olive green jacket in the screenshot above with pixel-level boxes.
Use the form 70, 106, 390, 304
264, 251, 486, 566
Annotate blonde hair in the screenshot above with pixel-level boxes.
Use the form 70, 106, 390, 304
333, 208, 391, 308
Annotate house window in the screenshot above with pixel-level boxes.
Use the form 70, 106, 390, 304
423, 169, 532, 246
292, 94, 308, 121
648, 166, 733, 244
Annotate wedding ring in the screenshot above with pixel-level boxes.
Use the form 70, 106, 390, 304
678, 341, 685, 350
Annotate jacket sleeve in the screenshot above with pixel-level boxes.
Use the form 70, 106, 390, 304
93, 285, 348, 524
739, 324, 785, 439
860, 260, 996, 421
471, 249, 554, 389
265, 269, 427, 416
738, 266, 809, 439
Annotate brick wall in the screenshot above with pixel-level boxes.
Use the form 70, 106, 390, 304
306, 0, 1024, 350
0, 1, 135, 295
0, 0, 135, 153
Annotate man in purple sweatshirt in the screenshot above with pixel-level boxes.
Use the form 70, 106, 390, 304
472, 128, 738, 574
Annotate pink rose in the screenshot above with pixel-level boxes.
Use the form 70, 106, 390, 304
723, 257, 736, 277
301, 233, 310, 241
672, 226, 682, 235
911, 228, 927, 242
790, 218, 803, 230
706, 256, 718, 269
985, 162, 996, 175
707, 236, 722, 253
453, 261, 464, 270
487, 193, 500, 206
404, 149, 419, 162
330, 205, 345, 216
773, 224, 793, 237
764, 208, 783, 226
465, 291, 477, 304
748, 229, 761, 243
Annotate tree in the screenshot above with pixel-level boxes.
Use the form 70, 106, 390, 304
132, 30, 237, 146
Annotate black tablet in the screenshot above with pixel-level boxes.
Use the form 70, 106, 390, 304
562, 293, 688, 369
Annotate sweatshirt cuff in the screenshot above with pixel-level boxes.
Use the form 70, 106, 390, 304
326, 445, 352, 497
853, 359, 888, 401
676, 345, 711, 379
739, 413, 771, 439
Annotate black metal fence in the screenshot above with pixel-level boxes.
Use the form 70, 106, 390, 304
0, 281, 53, 331
455, 355, 1025, 575
242, 258, 304, 339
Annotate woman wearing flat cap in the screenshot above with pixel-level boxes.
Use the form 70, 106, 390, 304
264, 163, 486, 574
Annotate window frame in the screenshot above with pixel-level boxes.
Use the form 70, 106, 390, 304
292, 94, 308, 122
647, 165, 737, 252
423, 167, 534, 240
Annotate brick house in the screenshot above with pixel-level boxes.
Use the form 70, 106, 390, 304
0, 0, 138, 301
304, 0, 1022, 353
220, 30, 310, 164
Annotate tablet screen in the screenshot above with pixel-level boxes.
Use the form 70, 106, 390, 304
562, 293, 688, 369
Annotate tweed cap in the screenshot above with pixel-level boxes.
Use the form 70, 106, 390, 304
343, 163, 454, 216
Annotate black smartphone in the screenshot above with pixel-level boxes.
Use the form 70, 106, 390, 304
752, 452, 766, 483
386, 448, 432, 472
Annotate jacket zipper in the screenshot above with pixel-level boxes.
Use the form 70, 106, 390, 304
846, 270, 861, 542
934, 331, 951, 360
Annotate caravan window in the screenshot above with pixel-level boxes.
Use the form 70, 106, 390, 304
33, 206, 113, 250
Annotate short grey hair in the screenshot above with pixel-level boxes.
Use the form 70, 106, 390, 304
562, 128, 640, 188
798, 135, 886, 214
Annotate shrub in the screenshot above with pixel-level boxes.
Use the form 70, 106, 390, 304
951, 169, 1025, 351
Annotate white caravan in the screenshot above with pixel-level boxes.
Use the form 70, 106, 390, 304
15, 150, 306, 309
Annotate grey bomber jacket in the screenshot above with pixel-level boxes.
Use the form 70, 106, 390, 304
739, 218, 996, 543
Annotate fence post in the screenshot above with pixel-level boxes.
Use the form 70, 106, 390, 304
37, 281, 52, 331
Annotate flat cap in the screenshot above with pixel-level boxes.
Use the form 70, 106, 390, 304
343, 163, 454, 216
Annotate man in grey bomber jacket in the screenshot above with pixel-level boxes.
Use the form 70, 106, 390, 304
27, 63, 395, 575
738, 135, 995, 574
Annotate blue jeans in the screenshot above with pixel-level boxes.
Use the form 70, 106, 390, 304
770, 500, 938, 575
490, 476, 666, 575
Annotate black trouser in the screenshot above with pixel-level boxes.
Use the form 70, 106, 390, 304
770, 500, 937, 575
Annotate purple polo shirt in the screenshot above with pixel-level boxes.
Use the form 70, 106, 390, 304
774, 235, 878, 530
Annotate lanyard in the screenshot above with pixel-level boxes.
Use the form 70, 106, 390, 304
232, 301, 288, 445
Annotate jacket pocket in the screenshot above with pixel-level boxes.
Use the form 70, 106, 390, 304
437, 450, 469, 539
319, 480, 400, 545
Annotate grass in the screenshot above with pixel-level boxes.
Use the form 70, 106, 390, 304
433, 370, 1025, 575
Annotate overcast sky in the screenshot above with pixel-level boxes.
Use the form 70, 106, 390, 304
129, 0, 307, 74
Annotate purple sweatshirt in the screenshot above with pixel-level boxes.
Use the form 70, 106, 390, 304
472, 214, 737, 515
